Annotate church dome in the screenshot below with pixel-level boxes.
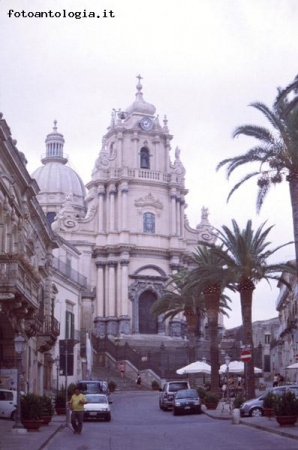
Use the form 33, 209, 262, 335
125, 76, 156, 116
31, 122, 86, 209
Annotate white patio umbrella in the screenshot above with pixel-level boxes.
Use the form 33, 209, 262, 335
286, 362, 298, 369
176, 360, 211, 375
219, 360, 262, 374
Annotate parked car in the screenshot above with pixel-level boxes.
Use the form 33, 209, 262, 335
83, 394, 111, 421
78, 380, 109, 397
0, 389, 17, 420
173, 389, 201, 415
240, 385, 298, 417
159, 380, 190, 411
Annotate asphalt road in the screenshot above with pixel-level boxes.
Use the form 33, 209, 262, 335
45, 391, 298, 450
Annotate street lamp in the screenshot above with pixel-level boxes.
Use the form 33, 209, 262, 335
225, 354, 231, 404
55, 356, 60, 396
13, 334, 27, 432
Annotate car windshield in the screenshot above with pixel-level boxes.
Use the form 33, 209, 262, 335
169, 383, 188, 392
85, 395, 107, 404
176, 390, 197, 399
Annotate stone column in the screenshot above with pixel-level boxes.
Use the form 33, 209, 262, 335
95, 260, 105, 317
108, 185, 117, 232
97, 186, 105, 232
117, 131, 123, 168
131, 132, 139, 167
153, 136, 160, 171
180, 197, 185, 238
170, 190, 177, 235
107, 260, 117, 317
176, 197, 181, 236
120, 183, 129, 230
120, 258, 130, 316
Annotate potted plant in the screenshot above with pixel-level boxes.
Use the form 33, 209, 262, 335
274, 391, 298, 426
204, 392, 220, 410
21, 393, 43, 431
263, 391, 276, 418
197, 387, 206, 404
40, 395, 54, 425
233, 393, 246, 410
151, 380, 160, 391
108, 380, 117, 392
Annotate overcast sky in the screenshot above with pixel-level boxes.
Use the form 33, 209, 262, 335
1, 0, 297, 328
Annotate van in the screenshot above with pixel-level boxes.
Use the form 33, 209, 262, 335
0, 389, 17, 420
77, 380, 109, 397
159, 380, 191, 410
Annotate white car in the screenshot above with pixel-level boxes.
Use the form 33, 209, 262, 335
83, 394, 111, 421
0, 389, 17, 420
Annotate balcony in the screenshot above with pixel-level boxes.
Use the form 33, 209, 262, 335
52, 257, 87, 288
37, 315, 60, 353
0, 255, 40, 307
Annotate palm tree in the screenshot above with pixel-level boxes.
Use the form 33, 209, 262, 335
188, 245, 234, 393
151, 261, 231, 391
216, 75, 298, 271
214, 219, 295, 399
151, 269, 205, 361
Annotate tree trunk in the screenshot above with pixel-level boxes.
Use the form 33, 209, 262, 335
288, 179, 298, 274
185, 310, 198, 364
239, 280, 255, 400
204, 290, 220, 393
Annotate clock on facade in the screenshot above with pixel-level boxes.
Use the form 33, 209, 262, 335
139, 117, 153, 131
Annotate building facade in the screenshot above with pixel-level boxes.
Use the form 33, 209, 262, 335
33, 78, 218, 343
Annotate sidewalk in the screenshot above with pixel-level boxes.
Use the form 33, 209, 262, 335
0, 415, 66, 450
203, 400, 298, 441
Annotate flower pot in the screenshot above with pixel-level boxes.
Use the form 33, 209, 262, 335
21, 419, 43, 431
275, 415, 297, 426
205, 402, 218, 410
263, 408, 274, 419
41, 415, 52, 425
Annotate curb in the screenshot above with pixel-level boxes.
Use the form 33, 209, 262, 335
239, 419, 298, 442
38, 422, 66, 450
202, 410, 230, 420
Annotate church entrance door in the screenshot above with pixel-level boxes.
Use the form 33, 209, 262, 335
139, 291, 158, 334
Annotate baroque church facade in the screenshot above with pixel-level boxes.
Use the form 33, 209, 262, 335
32, 77, 218, 343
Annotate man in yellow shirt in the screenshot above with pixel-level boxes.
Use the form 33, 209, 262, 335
69, 386, 87, 434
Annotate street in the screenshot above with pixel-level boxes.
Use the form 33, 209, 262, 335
44, 391, 298, 450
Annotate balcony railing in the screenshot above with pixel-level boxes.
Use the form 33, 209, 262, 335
52, 257, 87, 288
0, 256, 39, 306
43, 315, 60, 337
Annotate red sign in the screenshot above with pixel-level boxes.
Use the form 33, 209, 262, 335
240, 350, 252, 363
295, 354, 298, 361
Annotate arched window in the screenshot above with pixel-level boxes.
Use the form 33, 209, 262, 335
143, 212, 155, 233
140, 147, 150, 169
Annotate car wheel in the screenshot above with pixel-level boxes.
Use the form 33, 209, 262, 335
197, 407, 202, 415
11, 410, 16, 421
250, 407, 263, 417
105, 414, 111, 422
173, 408, 178, 416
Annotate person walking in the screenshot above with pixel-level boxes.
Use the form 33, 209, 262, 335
119, 362, 125, 378
69, 386, 87, 434
136, 373, 141, 389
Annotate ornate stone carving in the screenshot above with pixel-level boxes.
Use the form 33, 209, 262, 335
92, 137, 117, 172
170, 146, 186, 176
135, 193, 163, 216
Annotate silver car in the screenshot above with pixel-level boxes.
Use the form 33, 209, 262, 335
240, 385, 298, 417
